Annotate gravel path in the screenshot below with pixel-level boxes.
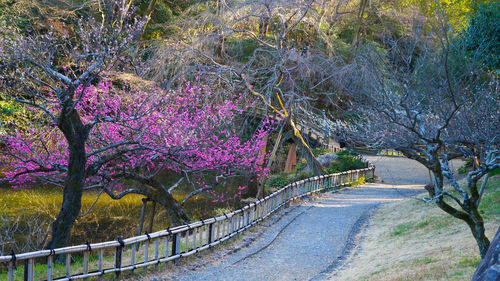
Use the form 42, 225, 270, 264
148, 155, 463, 281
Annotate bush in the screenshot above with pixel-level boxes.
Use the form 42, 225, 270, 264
312, 147, 330, 156
266, 173, 289, 188
462, 1, 500, 70
326, 150, 366, 173
292, 171, 314, 182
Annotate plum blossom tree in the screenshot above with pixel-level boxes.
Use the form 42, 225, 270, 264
0, 78, 271, 248
0, 0, 271, 249
0, 1, 146, 249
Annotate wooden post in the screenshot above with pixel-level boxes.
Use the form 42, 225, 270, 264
148, 201, 156, 233
184, 230, 189, 253
8, 261, 14, 281
83, 251, 89, 280
198, 225, 204, 247
208, 223, 214, 244
192, 228, 197, 250
144, 241, 149, 263
284, 143, 297, 172
172, 232, 181, 265
98, 249, 103, 280
137, 197, 149, 250
65, 254, 71, 278
47, 256, 53, 281
115, 236, 123, 277
164, 237, 170, 258
154, 239, 159, 270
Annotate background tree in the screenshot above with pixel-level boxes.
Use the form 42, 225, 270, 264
338, 25, 499, 257
461, 0, 500, 70
140, 0, 359, 184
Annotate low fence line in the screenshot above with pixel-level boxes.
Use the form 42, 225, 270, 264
0, 161, 375, 281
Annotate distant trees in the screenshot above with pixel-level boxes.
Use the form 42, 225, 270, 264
339, 19, 499, 257
462, 0, 500, 69
142, 0, 356, 183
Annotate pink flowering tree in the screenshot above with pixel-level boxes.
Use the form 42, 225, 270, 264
0, 1, 150, 249
1, 78, 271, 247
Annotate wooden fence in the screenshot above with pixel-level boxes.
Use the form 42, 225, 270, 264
0, 163, 374, 281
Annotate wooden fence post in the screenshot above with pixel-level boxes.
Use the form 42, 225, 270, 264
208, 223, 214, 244
172, 232, 181, 265
115, 236, 124, 277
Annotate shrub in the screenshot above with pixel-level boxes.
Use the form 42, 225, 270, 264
327, 150, 366, 173
292, 171, 314, 182
266, 173, 289, 188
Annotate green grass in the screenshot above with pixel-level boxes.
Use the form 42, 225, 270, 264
391, 222, 413, 236
0, 185, 236, 255
412, 256, 438, 265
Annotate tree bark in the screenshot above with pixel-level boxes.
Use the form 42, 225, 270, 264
48, 112, 88, 249
472, 226, 500, 280
467, 203, 491, 258
151, 188, 190, 226
429, 169, 490, 258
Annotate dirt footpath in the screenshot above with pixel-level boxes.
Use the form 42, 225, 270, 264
147, 155, 461, 281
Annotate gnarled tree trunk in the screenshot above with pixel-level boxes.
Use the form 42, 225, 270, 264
48, 111, 88, 250
149, 188, 191, 226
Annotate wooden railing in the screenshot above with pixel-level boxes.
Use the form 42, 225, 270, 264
0, 162, 374, 281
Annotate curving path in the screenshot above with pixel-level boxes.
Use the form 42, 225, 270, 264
147, 155, 462, 281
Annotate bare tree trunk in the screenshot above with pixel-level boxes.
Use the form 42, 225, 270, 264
466, 200, 491, 258
48, 112, 88, 250
472, 226, 500, 280
430, 170, 490, 258
470, 217, 491, 258
152, 189, 190, 226
352, 0, 368, 47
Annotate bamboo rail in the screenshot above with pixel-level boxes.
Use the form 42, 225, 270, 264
0, 161, 375, 281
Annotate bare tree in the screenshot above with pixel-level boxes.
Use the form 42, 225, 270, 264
339, 31, 499, 257
0, 214, 51, 255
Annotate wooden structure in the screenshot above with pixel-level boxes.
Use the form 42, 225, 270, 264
284, 143, 297, 171
0, 161, 375, 281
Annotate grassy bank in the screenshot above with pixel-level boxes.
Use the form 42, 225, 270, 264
334, 176, 499, 281
0, 187, 234, 255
